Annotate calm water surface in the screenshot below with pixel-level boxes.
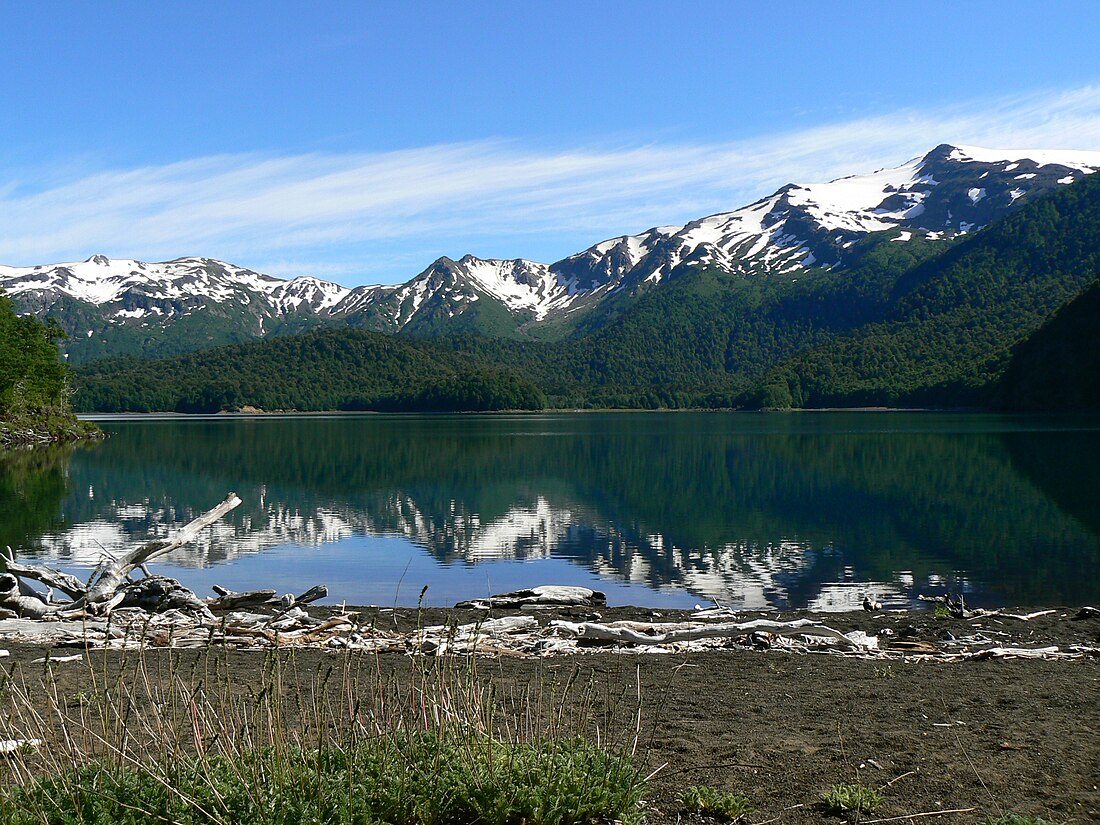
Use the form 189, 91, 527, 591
2, 412, 1098, 609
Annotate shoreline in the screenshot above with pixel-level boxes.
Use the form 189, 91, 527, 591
0, 415, 103, 448
1, 603, 1097, 824
77, 406, 1097, 420
1, 602, 1095, 659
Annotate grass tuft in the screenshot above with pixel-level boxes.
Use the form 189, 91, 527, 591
983, 816, 1065, 825
679, 785, 753, 821
820, 782, 883, 816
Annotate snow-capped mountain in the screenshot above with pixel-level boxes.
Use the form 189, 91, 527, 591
4, 143, 1098, 360
337, 255, 572, 333
2, 255, 325, 311
560, 143, 1100, 287
0, 255, 353, 331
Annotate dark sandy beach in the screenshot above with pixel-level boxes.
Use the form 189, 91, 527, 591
2, 605, 1097, 824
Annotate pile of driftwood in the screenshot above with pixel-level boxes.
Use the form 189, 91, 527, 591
0, 493, 1096, 662
326, 612, 1099, 661
0, 493, 331, 647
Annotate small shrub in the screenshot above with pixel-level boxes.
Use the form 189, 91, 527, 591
680, 785, 753, 821
821, 783, 883, 816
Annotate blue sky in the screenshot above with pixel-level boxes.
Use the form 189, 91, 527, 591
3, 0, 1100, 285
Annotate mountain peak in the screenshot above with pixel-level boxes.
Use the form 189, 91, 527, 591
939, 144, 1100, 171
86, 254, 112, 266
922, 143, 962, 163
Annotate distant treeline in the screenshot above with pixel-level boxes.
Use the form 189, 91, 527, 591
73, 329, 548, 413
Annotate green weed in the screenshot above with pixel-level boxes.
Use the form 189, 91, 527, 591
0, 733, 643, 825
0, 632, 648, 825
820, 782, 883, 816
680, 785, 753, 820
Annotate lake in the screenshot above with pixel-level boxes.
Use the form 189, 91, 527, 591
2, 412, 1098, 610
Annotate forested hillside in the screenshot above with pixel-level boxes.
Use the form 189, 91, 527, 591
749, 169, 1100, 408
0, 292, 96, 444
70, 171, 1100, 414
998, 277, 1100, 410
74, 327, 546, 413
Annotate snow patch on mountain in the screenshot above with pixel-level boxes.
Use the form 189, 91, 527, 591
949, 144, 1100, 172
453, 257, 563, 318
560, 143, 1100, 286
0, 255, 358, 314
6, 143, 1100, 349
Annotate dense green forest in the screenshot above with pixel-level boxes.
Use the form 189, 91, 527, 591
998, 276, 1100, 410
747, 169, 1100, 409
70, 172, 1100, 413
0, 291, 96, 445
74, 327, 547, 413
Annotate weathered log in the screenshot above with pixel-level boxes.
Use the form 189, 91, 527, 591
964, 646, 1064, 660
3, 547, 88, 601
1002, 609, 1057, 621
293, 584, 328, 606
267, 615, 356, 644
548, 618, 875, 651
412, 615, 540, 655
117, 575, 214, 619
455, 586, 606, 609
207, 587, 277, 611
274, 585, 329, 611
0, 574, 53, 619
83, 493, 242, 608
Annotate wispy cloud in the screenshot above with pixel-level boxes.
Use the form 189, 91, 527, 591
3, 86, 1100, 285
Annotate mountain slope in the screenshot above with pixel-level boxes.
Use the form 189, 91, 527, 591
750, 168, 1100, 408
548, 143, 1100, 304
69, 159, 1100, 413
6, 144, 1100, 361
999, 277, 1100, 411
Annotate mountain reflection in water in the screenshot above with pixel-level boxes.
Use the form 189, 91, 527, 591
3, 412, 1098, 609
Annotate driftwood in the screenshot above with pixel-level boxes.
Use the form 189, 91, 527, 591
0, 494, 327, 630
208, 587, 278, 611
455, 586, 606, 610
0, 493, 243, 618
117, 575, 214, 619
0, 601, 1092, 661
83, 493, 243, 609
549, 618, 878, 651
2, 549, 86, 600
0, 574, 59, 619
963, 646, 1067, 660
282, 584, 329, 609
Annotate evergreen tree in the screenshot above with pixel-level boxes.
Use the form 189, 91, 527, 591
1, 291, 94, 445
